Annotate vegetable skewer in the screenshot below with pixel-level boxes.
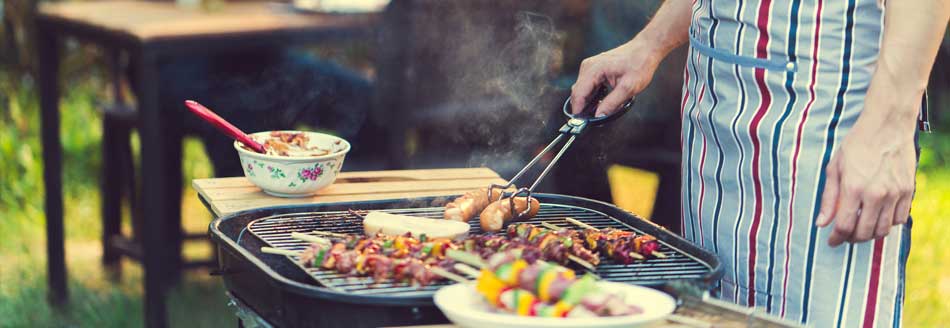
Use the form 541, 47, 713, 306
464, 251, 642, 317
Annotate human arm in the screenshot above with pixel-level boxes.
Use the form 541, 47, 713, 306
817, 0, 950, 246
570, 0, 693, 116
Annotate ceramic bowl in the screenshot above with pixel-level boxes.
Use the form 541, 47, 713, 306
234, 131, 350, 198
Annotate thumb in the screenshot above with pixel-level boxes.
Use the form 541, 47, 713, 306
816, 158, 840, 227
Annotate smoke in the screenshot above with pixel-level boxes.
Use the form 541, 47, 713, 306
476, 12, 562, 115
410, 5, 566, 171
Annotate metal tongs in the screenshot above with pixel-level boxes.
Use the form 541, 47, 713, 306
487, 84, 635, 218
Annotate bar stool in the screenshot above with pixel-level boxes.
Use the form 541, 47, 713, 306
99, 51, 212, 283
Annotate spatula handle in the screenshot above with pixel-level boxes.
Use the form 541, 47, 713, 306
184, 100, 266, 153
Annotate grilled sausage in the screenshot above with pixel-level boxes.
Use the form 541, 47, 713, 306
479, 197, 541, 232
444, 187, 506, 222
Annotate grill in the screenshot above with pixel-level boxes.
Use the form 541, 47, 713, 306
209, 193, 723, 328
248, 205, 712, 296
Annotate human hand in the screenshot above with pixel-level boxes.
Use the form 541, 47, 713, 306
570, 40, 664, 117
816, 94, 918, 247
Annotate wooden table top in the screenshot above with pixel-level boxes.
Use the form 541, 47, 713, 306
193, 168, 506, 217
37, 0, 378, 42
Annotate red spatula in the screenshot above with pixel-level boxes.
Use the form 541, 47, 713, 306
184, 100, 266, 153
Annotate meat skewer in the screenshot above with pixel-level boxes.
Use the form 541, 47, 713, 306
514, 219, 666, 261
462, 230, 598, 271
539, 222, 598, 271
281, 229, 596, 286
563, 218, 667, 261
263, 216, 663, 287
503, 223, 599, 270
279, 233, 461, 286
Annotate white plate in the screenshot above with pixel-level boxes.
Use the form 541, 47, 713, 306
434, 281, 676, 328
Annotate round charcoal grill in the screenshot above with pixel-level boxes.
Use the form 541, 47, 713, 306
209, 193, 723, 328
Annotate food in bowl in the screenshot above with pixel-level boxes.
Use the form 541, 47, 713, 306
241, 131, 346, 157
235, 131, 350, 197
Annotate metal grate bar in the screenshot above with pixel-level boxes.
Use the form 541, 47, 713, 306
248, 204, 713, 296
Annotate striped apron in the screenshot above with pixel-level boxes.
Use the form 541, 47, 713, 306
679, 0, 912, 327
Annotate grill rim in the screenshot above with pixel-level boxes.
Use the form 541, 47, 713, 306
209, 193, 724, 306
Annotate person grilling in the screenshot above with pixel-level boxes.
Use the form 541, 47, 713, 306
569, 0, 949, 326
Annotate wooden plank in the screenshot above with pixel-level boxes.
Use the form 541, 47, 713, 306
209, 188, 490, 217
194, 168, 507, 217
199, 178, 504, 202
192, 167, 501, 190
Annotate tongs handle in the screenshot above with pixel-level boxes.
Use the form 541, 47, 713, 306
560, 84, 635, 135
487, 84, 635, 219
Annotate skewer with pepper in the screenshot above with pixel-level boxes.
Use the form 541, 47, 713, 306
562, 217, 667, 262
463, 227, 599, 270
259, 217, 666, 287
505, 221, 666, 264
263, 232, 461, 286
446, 249, 642, 317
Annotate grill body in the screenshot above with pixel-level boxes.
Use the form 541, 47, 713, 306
209, 193, 723, 328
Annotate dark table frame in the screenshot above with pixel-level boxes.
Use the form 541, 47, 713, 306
36, 10, 377, 328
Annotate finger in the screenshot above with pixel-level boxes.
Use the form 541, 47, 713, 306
853, 192, 883, 243
571, 61, 602, 114
828, 188, 860, 247
874, 194, 898, 239
816, 158, 841, 227
894, 196, 912, 225
595, 78, 636, 117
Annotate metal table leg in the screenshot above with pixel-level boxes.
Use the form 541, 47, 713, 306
38, 24, 67, 305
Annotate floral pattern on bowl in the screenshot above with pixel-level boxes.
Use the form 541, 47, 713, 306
235, 131, 349, 198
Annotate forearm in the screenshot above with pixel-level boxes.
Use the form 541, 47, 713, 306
863, 0, 950, 129
629, 0, 692, 61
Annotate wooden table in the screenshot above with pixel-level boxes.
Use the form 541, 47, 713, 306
194, 168, 506, 218
35, 2, 378, 326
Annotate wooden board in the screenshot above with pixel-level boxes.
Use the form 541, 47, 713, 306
194, 168, 506, 217
38, 1, 378, 41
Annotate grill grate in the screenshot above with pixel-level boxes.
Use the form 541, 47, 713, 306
247, 204, 713, 296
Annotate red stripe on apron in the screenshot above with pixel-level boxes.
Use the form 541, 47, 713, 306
747, 0, 774, 307
862, 238, 884, 328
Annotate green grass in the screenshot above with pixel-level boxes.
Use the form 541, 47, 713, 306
1, 57, 948, 327
905, 133, 950, 326
0, 66, 232, 327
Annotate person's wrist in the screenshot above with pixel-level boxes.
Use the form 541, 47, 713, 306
853, 89, 918, 144
623, 38, 665, 69
859, 75, 922, 134
876, 54, 930, 98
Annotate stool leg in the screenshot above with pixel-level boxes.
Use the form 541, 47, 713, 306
127, 130, 143, 243
163, 131, 184, 286
101, 116, 123, 272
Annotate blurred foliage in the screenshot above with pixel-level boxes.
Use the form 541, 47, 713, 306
1, 4, 230, 324
0, 68, 232, 326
